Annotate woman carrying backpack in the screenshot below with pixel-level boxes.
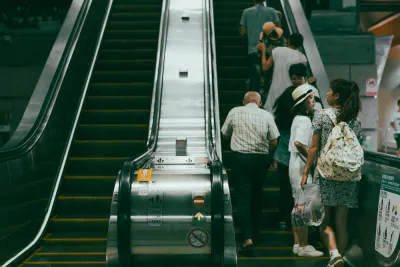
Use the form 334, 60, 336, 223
301, 79, 362, 267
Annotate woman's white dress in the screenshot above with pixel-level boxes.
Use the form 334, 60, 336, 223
288, 115, 313, 198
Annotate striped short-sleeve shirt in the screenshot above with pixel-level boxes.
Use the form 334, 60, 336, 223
221, 103, 280, 154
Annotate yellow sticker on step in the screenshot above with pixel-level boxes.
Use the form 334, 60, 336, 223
137, 168, 152, 182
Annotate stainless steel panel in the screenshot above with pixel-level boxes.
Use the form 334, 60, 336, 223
155, 0, 207, 158
106, 0, 237, 265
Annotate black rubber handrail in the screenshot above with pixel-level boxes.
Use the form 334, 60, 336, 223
364, 150, 400, 169
116, 0, 170, 265
211, 160, 224, 267
0, 0, 91, 162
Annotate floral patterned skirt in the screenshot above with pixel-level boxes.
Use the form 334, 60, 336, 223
317, 173, 360, 208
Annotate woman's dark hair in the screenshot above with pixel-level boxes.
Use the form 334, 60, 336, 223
288, 33, 304, 48
289, 63, 307, 78
330, 79, 362, 123
273, 86, 296, 131
397, 98, 400, 106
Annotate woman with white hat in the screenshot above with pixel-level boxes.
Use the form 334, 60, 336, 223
288, 84, 324, 257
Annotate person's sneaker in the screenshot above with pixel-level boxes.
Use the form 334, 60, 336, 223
298, 245, 324, 257
328, 256, 345, 267
292, 245, 299, 255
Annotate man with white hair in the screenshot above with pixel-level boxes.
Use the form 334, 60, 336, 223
221, 91, 279, 255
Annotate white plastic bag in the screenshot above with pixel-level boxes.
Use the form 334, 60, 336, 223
291, 183, 324, 227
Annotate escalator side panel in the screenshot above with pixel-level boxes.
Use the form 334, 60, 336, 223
0, 1, 112, 265
14, 0, 163, 266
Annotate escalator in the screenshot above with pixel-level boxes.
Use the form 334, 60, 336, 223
16, 0, 162, 265
213, 0, 329, 266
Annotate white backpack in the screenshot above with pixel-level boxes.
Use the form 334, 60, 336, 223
317, 109, 364, 182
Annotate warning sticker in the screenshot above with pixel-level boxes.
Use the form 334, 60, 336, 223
187, 228, 209, 248
193, 196, 205, 207
375, 174, 400, 258
137, 169, 152, 182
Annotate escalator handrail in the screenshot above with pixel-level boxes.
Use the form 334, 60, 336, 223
280, 0, 330, 108
205, 0, 226, 265
364, 150, 400, 169
0, 0, 90, 162
211, 159, 225, 266
0, 0, 111, 265
206, 0, 223, 161
116, 0, 170, 265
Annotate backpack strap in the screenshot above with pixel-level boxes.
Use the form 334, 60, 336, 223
322, 109, 337, 125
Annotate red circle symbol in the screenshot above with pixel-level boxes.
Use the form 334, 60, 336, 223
193, 196, 205, 207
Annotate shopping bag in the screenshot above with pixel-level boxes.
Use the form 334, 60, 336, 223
302, 183, 325, 226
291, 184, 324, 227
291, 190, 306, 227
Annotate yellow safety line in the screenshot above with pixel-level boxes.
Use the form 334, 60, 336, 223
79, 124, 148, 127
99, 49, 156, 52
104, 39, 157, 42
43, 234, 107, 241
263, 187, 280, 192
19, 247, 43, 266
52, 217, 109, 222
255, 246, 324, 251
263, 209, 279, 213
83, 109, 150, 112
255, 247, 292, 251
260, 230, 292, 234
64, 175, 116, 179
87, 95, 151, 98
36, 252, 106, 255
112, 12, 159, 15
45, 238, 107, 241
24, 261, 106, 264
69, 157, 129, 160
238, 256, 329, 260
97, 60, 154, 63
75, 140, 146, 143
58, 194, 112, 200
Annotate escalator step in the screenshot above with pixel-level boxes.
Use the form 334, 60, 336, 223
102, 39, 158, 49
92, 70, 154, 82
66, 157, 128, 175
76, 124, 148, 140
81, 110, 151, 124
107, 21, 160, 30
63, 175, 116, 195
85, 96, 152, 109
96, 59, 156, 70
72, 140, 147, 157
105, 29, 159, 38
99, 49, 157, 60
50, 215, 109, 232
110, 12, 161, 20
38, 245, 106, 253
25, 256, 106, 265
42, 233, 107, 245
90, 82, 153, 96
56, 194, 112, 214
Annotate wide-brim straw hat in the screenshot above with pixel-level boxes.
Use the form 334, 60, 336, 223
292, 83, 318, 107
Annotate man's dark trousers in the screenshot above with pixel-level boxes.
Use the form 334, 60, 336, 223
230, 152, 272, 241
